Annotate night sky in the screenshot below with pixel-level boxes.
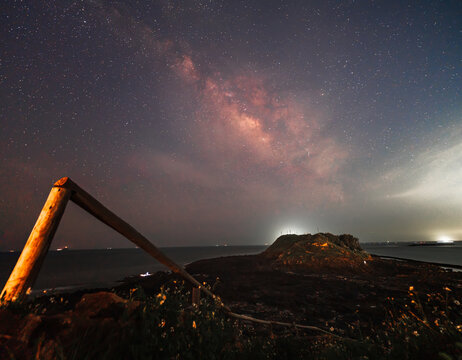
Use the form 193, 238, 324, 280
1, 0, 461, 250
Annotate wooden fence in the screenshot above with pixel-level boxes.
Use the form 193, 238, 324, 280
0, 177, 215, 304
0, 177, 332, 335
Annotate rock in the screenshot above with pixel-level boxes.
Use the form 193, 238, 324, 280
75, 291, 128, 319
261, 233, 371, 273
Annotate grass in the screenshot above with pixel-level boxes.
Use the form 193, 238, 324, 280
2, 281, 462, 359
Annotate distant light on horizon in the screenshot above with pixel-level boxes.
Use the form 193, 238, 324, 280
437, 236, 454, 243
274, 224, 311, 239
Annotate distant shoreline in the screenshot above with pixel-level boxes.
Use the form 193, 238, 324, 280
3, 244, 462, 296
25, 253, 462, 296
371, 254, 462, 271
3, 241, 462, 253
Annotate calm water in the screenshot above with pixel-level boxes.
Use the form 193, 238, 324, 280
362, 244, 462, 266
0, 246, 266, 291
1, 244, 462, 292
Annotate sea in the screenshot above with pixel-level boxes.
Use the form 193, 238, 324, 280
1, 244, 462, 293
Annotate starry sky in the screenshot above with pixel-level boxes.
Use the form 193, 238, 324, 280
1, 0, 461, 250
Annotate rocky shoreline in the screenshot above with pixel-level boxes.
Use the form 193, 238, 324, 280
2, 234, 462, 359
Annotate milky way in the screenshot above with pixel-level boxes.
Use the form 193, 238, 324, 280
1, 0, 461, 249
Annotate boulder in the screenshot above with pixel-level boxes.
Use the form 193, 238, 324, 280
75, 291, 128, 319
262, 233, 371, 273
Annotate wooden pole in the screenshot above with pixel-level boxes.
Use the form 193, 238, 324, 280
0, 177, 337, 337
1, 177, 224, 309
1, 180, 72, 303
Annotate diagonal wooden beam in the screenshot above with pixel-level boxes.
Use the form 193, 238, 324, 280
1, 177, 217, 305
58, 177, 212, 298
1, 177, 336, 336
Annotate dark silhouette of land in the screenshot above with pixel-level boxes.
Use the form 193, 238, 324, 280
2, 234, 462, 359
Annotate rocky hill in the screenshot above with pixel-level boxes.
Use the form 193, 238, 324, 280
261, 233, 372, 273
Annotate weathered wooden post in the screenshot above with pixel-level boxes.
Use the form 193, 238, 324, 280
0, 178, 72, 302
1, 177, 220, 307
0, 177, 333, 335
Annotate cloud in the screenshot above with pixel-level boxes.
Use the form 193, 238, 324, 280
391, 140, 462, 202
376, 126, 462, 204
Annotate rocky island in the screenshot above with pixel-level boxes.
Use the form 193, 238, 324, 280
1, 234, 462, 359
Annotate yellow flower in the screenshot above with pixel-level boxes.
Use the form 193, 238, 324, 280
444, 287, 452, 292
192, 320, 197, 329
409, 286, 414, 291
157, 293, 167, 305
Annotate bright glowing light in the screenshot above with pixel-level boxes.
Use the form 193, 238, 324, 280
437, 236, 454, 243
274, 225, 310, 238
